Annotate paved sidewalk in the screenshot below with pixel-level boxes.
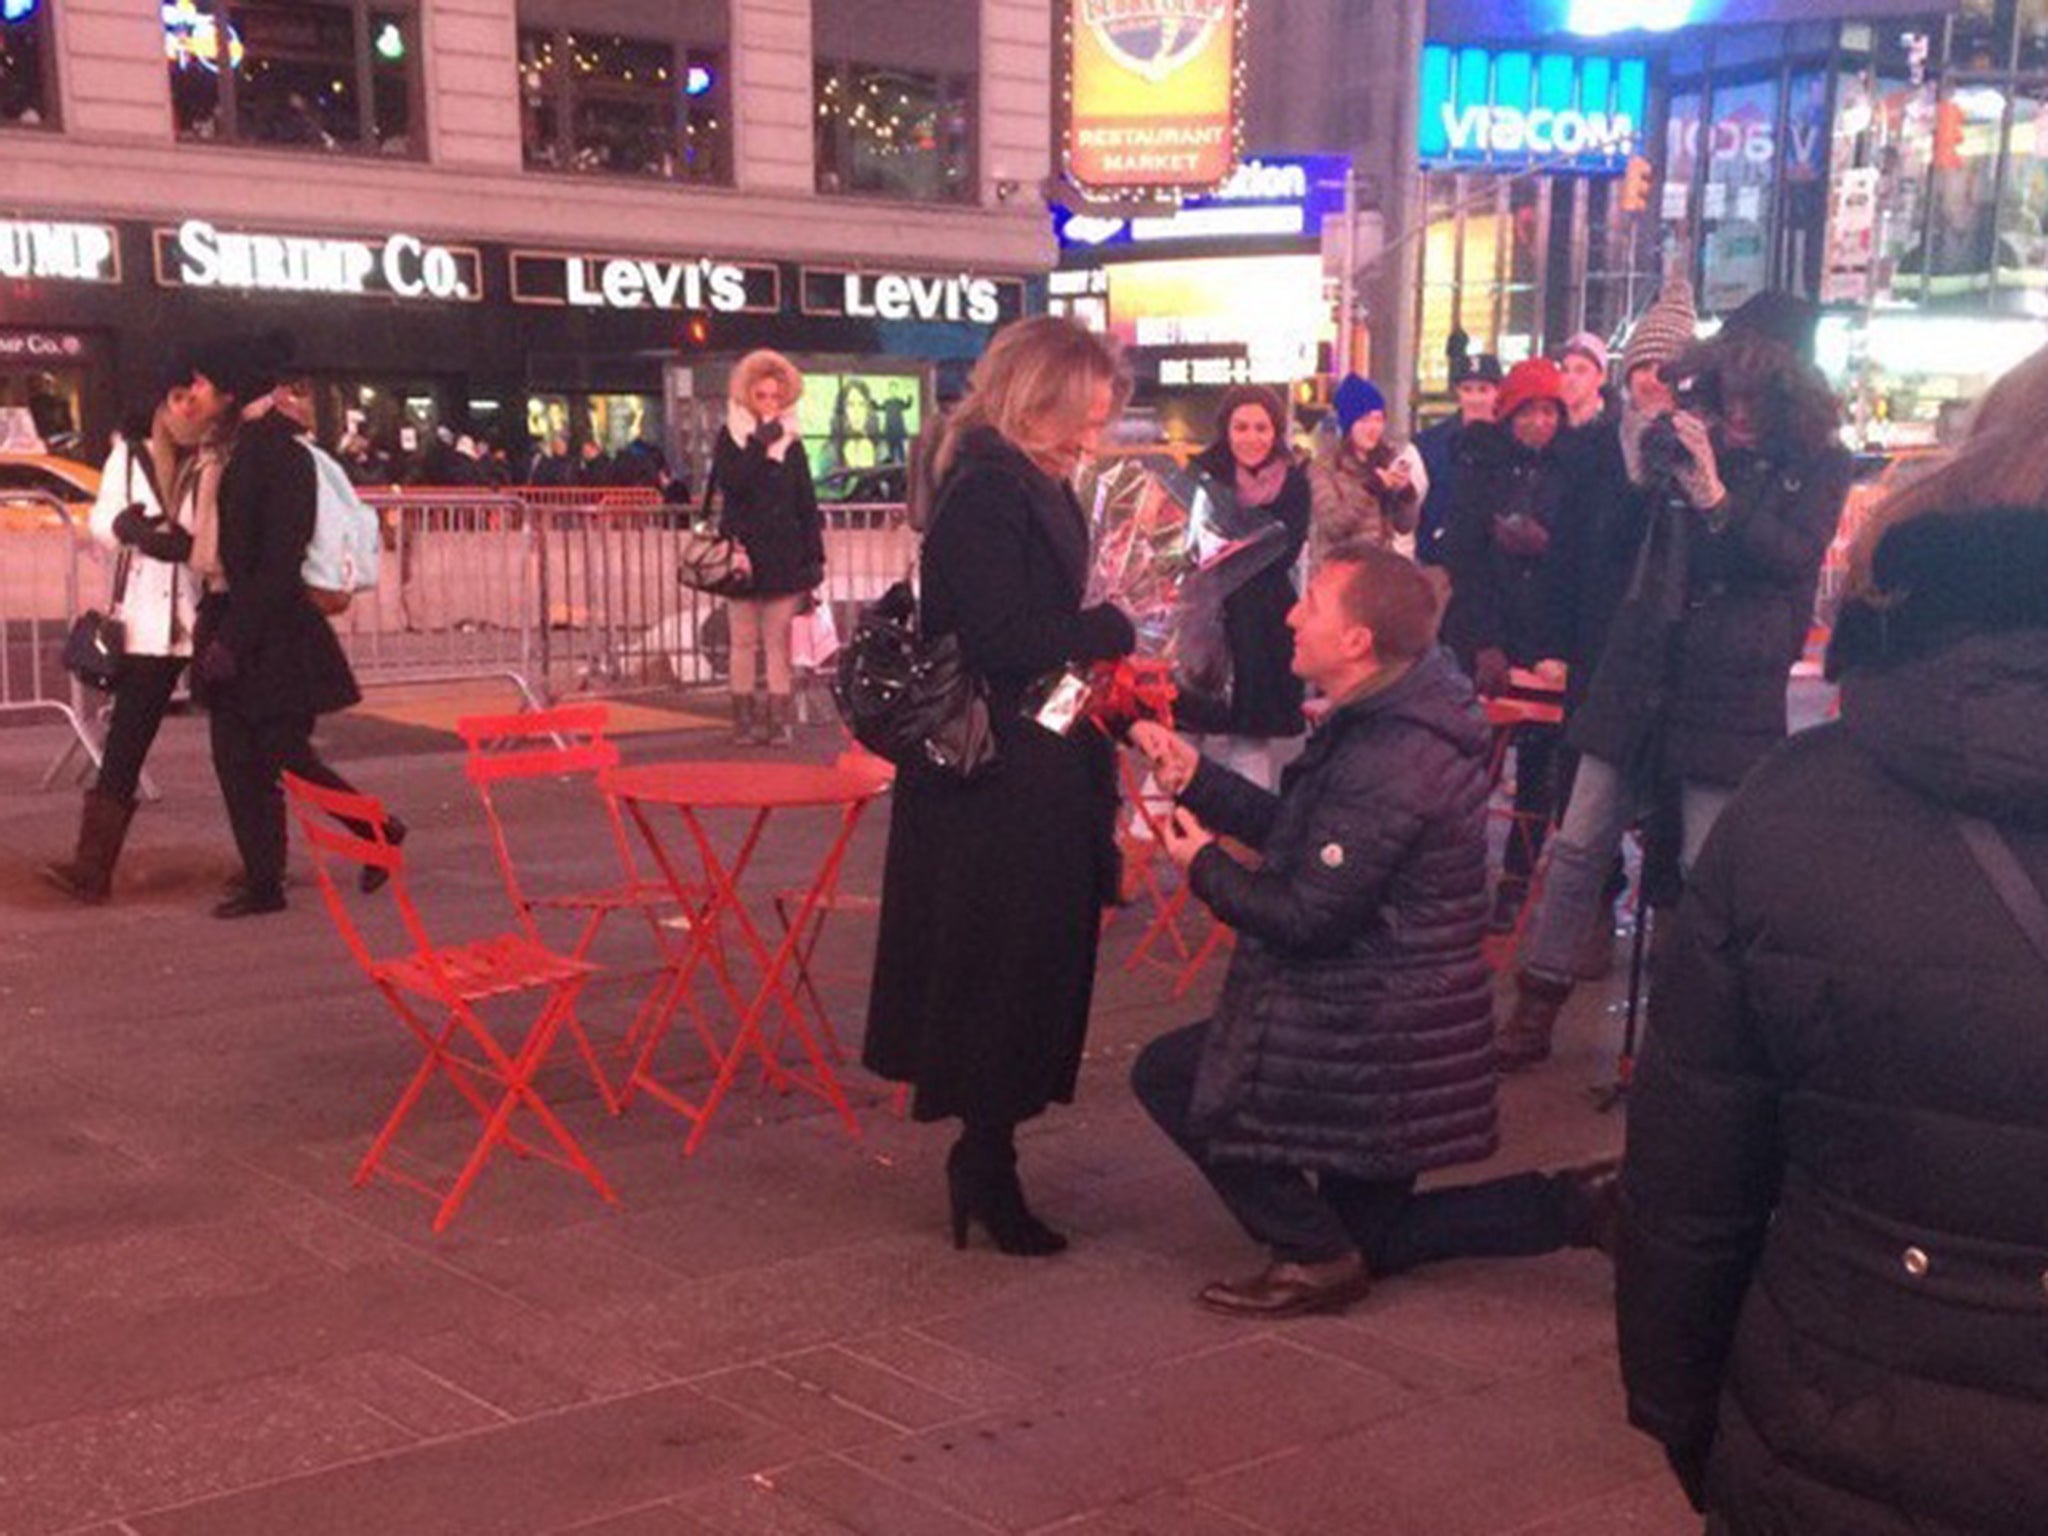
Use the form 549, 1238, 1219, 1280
0, 696, 1695, 1536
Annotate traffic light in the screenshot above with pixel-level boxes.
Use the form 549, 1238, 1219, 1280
1933, 98, 1966, 171
1619, 155, 1654, 215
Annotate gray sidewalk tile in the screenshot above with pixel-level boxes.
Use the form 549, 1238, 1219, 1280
126, 1385, 808, 1536
680, 1459, 1001, 1536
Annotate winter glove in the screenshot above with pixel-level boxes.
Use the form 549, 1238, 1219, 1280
1472, 646, 1512, 697
1491, 511, 1552, 559
1669, 412, 1727, 513
114, 505, 195, 563
752, 418, 785, 447
194, 639, 238, 686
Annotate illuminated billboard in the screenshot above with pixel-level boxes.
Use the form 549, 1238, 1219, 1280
1107, 253, 1328, 383
1418, 44, 1648, 173
1060, 0, 1246, 198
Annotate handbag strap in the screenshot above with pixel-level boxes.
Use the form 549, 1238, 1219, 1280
1954, 814, 2048, 971
107, 445, 139, 612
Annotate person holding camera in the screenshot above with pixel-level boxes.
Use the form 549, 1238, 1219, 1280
1498, 286, 1853, 1067
39, 352, 228, 903
711, 349, 825, 748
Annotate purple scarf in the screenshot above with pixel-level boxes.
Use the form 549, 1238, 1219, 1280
1234, 456, 1289, 510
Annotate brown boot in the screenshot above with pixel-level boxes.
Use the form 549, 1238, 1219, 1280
1497, 971, 1573, 1070
730, 692, 756, 746
764, 693, 795, 748
38, 789, 136, 905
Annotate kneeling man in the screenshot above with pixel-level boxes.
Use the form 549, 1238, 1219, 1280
1131, 542, 1613, 1318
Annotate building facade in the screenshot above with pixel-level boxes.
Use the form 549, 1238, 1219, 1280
0, 0, 1057, 475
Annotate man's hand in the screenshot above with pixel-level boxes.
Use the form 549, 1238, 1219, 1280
1472, 646, 1512, 697
1160, 805, 1215, 869
1129, 719, 1199, 796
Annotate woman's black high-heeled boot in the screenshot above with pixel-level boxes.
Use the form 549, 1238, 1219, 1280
947, 1124, 1068, 1257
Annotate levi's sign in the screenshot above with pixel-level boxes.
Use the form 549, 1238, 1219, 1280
510, 251, 780, 313
1418, 44, 1647, 172
800, 269, 1026, 326
0, 220, 120, 283
155, 220, 481, 301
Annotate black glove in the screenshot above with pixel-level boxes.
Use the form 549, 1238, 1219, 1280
753, 418, 785, 447
1078, 602, 1138, 661
194, 639, 238, 686
111, 504, 152, 546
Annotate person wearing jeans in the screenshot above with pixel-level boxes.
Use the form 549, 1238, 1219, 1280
1128, 545, 1615, 1319
1498, 289, 1851, 1066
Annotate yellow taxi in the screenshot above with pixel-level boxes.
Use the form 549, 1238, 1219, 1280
0, 452, 101, 531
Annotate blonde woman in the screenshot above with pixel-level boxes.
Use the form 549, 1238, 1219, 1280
1618, 342, 2048, 1530
712, 349, 823, 746
863, 316, 1136, 1256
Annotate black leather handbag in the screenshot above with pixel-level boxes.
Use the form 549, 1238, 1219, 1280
63, 547, 132, 692
833, 579, 996, 780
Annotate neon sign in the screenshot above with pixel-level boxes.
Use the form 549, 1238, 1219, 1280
4, 0, 42, 24
162, 0, 244, 73
1418, 44, 1647, 172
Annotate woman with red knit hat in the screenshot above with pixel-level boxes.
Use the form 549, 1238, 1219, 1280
1441, 356, 1575, 930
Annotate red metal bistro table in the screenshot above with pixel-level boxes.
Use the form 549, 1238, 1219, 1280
602, 760, 886, 1155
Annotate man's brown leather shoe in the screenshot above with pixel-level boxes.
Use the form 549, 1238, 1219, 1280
1197, 1254, 1372, 1319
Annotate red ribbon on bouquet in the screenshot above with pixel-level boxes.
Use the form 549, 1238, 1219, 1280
1083, 656, 1177, 737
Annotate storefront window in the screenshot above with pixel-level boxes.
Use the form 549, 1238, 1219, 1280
1699, 77, 1780, 315
1924, 81, 2007, 302
167, 1, 419, 155
2021, 0, 2048, 70
815, 61, 974, 202
517, 25, 730, 183
1996, 85, 2048, 304
0, 0, 54, 129
1660, 87, 1708, 256
1947, 0, 2010, 71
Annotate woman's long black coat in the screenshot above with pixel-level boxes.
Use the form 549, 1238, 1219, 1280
711, 429, 824, 597
1181, 442, 1308, 739
862, 428, 1135, 1125
1618, 536, 2048, 1532
198, 412, 360, 720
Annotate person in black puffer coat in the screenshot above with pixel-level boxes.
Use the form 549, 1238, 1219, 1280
1178, 384, 1311, 788
712, 348, 825, 747
1130, 543, 1618, 1319
1618, 342, 2048, 1532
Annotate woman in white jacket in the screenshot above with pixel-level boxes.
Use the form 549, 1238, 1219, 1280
41, 364, 229, 902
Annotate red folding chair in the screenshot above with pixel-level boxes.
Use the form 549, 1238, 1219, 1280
1118, 750, 1200, 973
284, 772, 618, 1232
1483, 680, 1567, 965
458, 704, 711, 1109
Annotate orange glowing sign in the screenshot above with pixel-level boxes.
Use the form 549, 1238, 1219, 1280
1062, 0, 1244, 198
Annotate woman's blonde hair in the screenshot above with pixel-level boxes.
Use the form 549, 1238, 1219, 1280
937, 316, 1129, 479
1848, 341, 2048, 601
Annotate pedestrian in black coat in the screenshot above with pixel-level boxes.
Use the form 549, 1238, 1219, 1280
1619, 384, 2048, 1529
1129, 544, 1617, 1319
863, 317, 1135, 1258
1502, 301, 1852, 1067
1178, 386, 1310, 786
189, 335, 391, 918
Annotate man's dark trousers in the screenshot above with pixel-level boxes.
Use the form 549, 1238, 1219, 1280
1132, 1021, 1576, 1271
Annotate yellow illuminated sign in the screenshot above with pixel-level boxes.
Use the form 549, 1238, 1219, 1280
1061, 0, 1244, 198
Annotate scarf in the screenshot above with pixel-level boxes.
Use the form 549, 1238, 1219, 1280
727, 401, 799, 463
188, 430, 231, 587
1233, 456, 1289, 510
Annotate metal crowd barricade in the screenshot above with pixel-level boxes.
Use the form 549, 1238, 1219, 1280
342, 493, 546, 708
0, 491, 108, 787
535, 499, 723, 694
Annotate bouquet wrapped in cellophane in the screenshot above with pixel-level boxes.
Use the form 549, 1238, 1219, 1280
1026, 458, 1291, 738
